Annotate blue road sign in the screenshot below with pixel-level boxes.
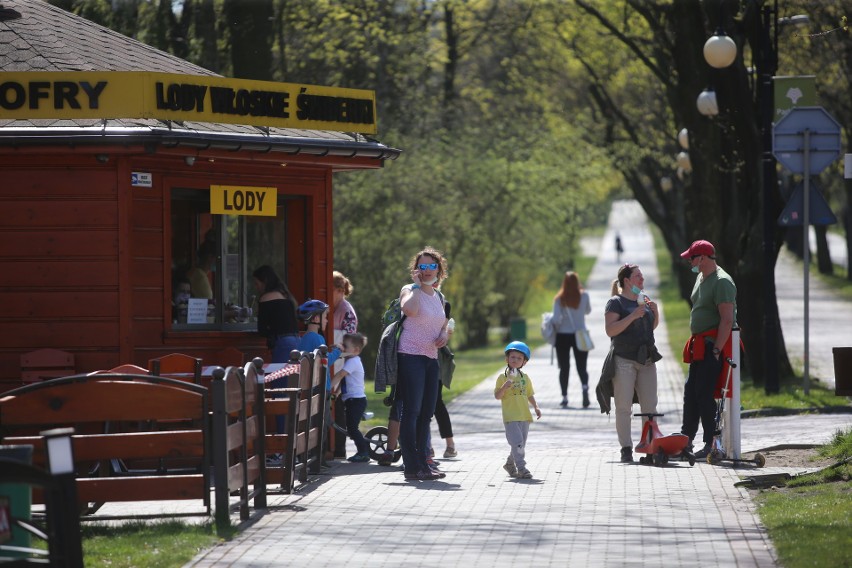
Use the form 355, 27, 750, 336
772, 106, 842, 175
777, 180, 837, 227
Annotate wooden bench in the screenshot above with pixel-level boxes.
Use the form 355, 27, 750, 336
149, 353, 203, 384
209, 360, 267, 528
0, 373, 213, 518
0, 367, 268, 531
263, 347, 328, 493
20, 348, 75, 385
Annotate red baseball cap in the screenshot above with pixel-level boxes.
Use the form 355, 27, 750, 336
680, 240, 715, 259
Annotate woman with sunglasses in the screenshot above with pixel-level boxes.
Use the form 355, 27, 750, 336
604, 263, 661, 463
396, 246, 450, 481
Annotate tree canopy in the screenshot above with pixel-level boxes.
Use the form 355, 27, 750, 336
55, 0, 851, 386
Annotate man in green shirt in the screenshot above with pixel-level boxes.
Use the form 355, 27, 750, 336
679, 240, 737, 459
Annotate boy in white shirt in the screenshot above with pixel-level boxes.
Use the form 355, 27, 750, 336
332, 332, 370, 462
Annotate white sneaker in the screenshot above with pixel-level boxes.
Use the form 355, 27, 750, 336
443, 447, 458, 458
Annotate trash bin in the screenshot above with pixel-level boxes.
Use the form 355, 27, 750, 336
832, 347, 852, 396
0, 445, 33, 557
509, 317, 527, 341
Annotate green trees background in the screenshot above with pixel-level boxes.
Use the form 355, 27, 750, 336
55, 0, 850, 388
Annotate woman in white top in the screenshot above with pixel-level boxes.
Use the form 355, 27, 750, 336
551, 271, 592, 408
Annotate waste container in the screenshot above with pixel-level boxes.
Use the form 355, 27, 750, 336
509, 317, 527, 341
0, 445, 33, 557
832, 347, 852, 396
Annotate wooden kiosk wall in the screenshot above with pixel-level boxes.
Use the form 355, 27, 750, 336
0, 145, 341, 389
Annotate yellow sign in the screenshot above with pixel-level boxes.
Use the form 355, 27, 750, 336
210, 185, 277, 217
0, 71, 377, 134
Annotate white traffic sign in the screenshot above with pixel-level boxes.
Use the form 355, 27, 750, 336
772, 106, 842, 175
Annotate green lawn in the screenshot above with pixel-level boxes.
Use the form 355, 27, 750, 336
753, 429, 852, 568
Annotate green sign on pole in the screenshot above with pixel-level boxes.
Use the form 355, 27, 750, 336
773, 75, 816, 122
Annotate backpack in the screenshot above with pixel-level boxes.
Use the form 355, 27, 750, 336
381, 297, 403, 329
541, 312, 556, 346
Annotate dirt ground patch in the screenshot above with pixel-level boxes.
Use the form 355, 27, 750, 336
743, 446, 835, 470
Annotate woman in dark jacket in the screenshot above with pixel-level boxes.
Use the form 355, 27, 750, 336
253, 265, 299, 363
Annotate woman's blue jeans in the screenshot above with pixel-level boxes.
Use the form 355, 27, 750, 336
396, 352, 439, 474
272, 334, 300, 364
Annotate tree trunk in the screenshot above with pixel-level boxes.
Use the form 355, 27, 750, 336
224, 0, 274, 80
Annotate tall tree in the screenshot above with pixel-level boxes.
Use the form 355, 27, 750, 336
223, 0, 274, 79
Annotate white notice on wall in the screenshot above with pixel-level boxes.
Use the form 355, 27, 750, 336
187, 298, 209, 324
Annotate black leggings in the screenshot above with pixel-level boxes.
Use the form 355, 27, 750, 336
433, 384, 454, 439
554, 333, 589, 396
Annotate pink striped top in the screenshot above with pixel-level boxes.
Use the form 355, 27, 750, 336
398, 287, 445, 359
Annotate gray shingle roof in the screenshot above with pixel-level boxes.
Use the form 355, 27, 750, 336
0, 0, 218, 75
0, 0, 399, 160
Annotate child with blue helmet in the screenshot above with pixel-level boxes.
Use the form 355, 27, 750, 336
296, 299, 343, 466
494, 341, 541, 479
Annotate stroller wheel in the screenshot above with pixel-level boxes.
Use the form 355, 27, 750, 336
365, 426, 401, 462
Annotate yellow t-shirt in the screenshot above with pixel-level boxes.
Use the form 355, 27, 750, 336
495, 370, 535, 423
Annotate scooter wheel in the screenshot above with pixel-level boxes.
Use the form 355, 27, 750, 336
688, 455, 695, 466
754, 453, 766, 468
706, 451, 716, 465
655, 449, 667, 467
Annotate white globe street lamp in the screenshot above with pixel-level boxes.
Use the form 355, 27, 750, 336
703, 29, 737, 68
676, 151, 692, 173
660, 176, 673, 192
678, 128, 689, 150
696, 88, 719, 116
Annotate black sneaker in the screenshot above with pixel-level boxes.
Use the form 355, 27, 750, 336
694, 445, 711, 459
620, 446, 634, 463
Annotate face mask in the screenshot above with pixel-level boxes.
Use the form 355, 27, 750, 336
630, 285, 641, 295
423, 276, 438, 286
691, 266, 700, 274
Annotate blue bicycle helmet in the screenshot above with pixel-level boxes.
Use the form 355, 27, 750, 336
504, 341, 531, 361
298, 299, 329, 321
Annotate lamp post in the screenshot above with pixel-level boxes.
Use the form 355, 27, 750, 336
43, 427, 84, 568
755, 1, 808, 393
756, 0, 780, 393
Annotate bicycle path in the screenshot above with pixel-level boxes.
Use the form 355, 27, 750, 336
186, 199, 852, 567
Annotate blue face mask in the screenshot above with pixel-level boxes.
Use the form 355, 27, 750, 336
630, 285, 641, 295
691, 266, 700, 274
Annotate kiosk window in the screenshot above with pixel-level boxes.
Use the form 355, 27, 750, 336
170, 187, 291, 330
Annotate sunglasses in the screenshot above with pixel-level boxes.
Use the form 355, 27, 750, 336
690, 255, 702, 261
418, 263, 439, 270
